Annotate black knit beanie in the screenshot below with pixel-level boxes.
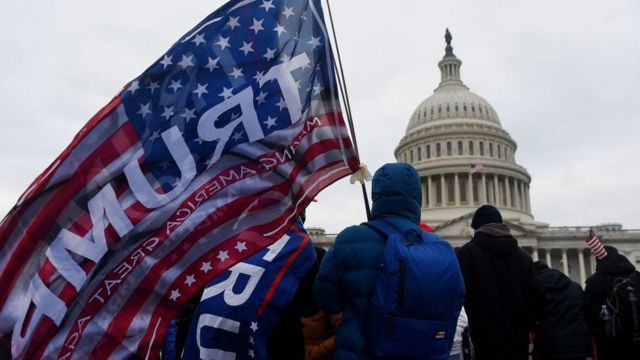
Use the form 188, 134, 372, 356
471, 205, 503, 230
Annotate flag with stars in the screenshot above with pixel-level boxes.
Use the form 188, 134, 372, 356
0, 0, 358, 358
182, 220, 315, 360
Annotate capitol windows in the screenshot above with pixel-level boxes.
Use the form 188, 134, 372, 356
447, 141, 452, 156
426, 144, 431, 159
417, 146, 422, 161
436, 143, 441, 157
458, 141, 463, 155
469, 141, 475, 155
497, 145, 502, 159
455, 103, 459, 112
435, 178, 442, 205
471, 105, 476, 112
410, 149, 414, 163
479, 141, 485, 156
438, 105, 442, 114
463, 104, 468, 112
489, 143, 494, 157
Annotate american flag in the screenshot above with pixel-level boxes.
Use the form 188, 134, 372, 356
586, 228, 608, 259
469, 162, 484, 175
0, 0, 359, 358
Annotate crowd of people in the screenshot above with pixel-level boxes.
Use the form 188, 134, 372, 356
161, 162, 640, 359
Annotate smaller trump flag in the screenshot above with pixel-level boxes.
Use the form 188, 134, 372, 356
181, 220, 315, 360
0, 0, 358, 358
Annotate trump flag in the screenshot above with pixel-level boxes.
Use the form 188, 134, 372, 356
0, 0, 358, 358
181, 220, 316, 359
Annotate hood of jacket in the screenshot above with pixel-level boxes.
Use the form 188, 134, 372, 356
537, 268, 572, 290
595, 248, 636, 276
370, 163, 421, 232
471, 223, 518, 255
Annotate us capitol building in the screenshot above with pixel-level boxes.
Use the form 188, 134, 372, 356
310, 30, 640, 285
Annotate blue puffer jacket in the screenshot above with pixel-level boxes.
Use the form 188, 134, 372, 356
314, 163, 422, 360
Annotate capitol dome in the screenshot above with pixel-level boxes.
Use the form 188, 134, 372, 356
395, 29, 534, 227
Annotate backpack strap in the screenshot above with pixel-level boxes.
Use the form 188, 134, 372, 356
363, 220, 402, 239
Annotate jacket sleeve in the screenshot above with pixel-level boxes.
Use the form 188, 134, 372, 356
313, 241, 344, 314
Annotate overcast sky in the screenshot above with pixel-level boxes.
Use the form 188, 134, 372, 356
1, 0, 639, 233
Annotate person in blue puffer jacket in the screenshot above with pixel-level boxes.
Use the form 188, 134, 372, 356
313, 163, 424, 360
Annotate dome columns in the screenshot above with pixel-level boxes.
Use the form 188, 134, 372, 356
420, 171, 532, 214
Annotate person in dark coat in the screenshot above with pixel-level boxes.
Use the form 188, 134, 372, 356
584, 246, 640, 359
313, 163, 426, 360
456, 205, 543, 360
532, 261, 591, 360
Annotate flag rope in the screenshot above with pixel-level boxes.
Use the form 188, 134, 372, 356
324, 0, 371, 220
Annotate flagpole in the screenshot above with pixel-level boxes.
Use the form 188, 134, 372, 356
324, 0, 372, 220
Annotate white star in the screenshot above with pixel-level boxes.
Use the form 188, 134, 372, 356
169, 289, 181, 301
248, 349, 255, 359
219, 87, 234, 100
215, 36, 231, 50
147, 81, 160, 93
200, 261, 212, 273
263, 116, 277, 129
231, 132, 243, 142
308, 36, 322, 48
184, 274, 196, 287
239, 41, 254, 55
148, 129, 161, 142
205, 57, 220, 72
277, 98, 287, 111
226, 16, 241, 30
260, 0, 275, 12
192, 33, 206, 46
301, 10, 308, 20
253, 71, 265, 83
249, 336, 255, 344
250, 321, 259, 332
178, 55, 195, 69
169, 79, 183, 93
217, 250, 229, 262
181, 107, 197, 121
193, 83, 209, 98
295, 80, 301, 89
127, 80, 140, 93
282, 6, 295, 19
161, 106, 174, 120
249, 18, 264, 34
255, 91, 268, 105
280, 54, 291, 63
273, 23, 287, 37
263, 48, 276, 61
313, 85, 324, 96
235, 241, 247, 252
159, 54, 173, 69
229, 67, 244, 79
137, 102, 152, 118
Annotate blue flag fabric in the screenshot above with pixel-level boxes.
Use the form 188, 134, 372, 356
182, 220, 316, 359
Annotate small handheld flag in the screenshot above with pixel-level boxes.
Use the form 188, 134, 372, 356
586, 228, 608, 259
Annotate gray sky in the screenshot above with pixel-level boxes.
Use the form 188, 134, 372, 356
1, 0, 639, 233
